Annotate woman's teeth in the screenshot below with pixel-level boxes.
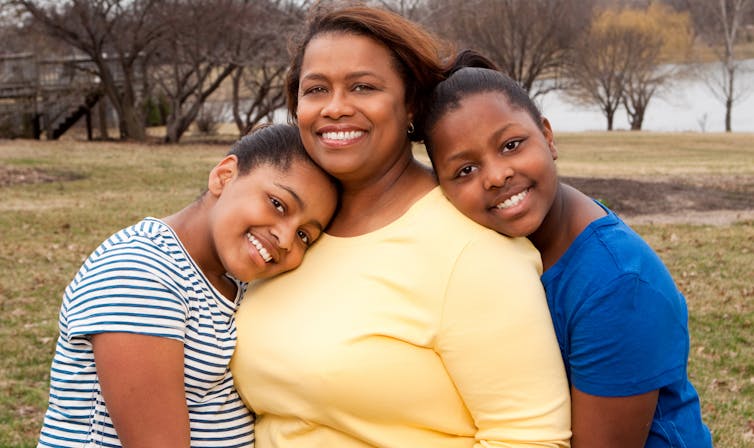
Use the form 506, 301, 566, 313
496, 189, 529, 209
247, 233, 272, 262
321, 130, 364, 140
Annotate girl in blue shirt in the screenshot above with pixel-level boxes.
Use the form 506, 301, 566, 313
420, 54, 712, 447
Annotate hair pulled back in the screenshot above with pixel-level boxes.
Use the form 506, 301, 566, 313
285, 3, 451, 142
228, 123, 325, 176
422, 50, 544, 160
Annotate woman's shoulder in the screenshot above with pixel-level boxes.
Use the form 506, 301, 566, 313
414, 188, 541, 263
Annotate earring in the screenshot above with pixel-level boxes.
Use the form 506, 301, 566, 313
407, 122, 415, 135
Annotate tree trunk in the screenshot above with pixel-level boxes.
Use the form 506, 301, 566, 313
121, 103, 146, 140
725, 97, 732, 132
606, 110, 614, 131
165, 115, 193, 143
97, 97, 109, 140
630, 109, 644, 130
232, 68, 245, 135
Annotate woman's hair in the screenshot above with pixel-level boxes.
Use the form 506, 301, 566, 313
422, 50, 544, 161
285, 3, 450, 142
228, 123, 330, 178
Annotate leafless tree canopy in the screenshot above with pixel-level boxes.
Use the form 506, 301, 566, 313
428, 0, 595, 98
684, 0, 754, 132
10, 0, 300, 142
15, 0, 166, 140
1, 0, 752, 139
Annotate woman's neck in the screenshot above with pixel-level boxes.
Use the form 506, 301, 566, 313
327, 157, 436, 237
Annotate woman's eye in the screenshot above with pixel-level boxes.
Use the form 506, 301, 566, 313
503, 140, 521, 152
456, 165, 477, 178
353, 83, 374, 92
270, 197, 285, 214
297, 229, 311, 245
302, 86, 326, 95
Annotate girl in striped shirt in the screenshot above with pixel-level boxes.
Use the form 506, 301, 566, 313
38, 124, 338, 448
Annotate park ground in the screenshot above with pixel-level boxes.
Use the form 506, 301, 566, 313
0, 130, 752, 447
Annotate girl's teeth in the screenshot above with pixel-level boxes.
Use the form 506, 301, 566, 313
496, 189, 528, 209
246, 233, 272, 262
322, 130, 364, 140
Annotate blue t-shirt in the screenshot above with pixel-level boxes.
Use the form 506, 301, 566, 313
542, 203, 712, 447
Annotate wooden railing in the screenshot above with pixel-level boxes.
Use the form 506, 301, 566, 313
0, 53, 132, 139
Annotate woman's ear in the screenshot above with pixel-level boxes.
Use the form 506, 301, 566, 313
208, 155, 239, 196
542, 117, 558, 161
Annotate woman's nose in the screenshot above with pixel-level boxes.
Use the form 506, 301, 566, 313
321, 91, 353, 119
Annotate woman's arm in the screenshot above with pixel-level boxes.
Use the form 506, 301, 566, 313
92, 333, 190, 448
437, 234, 571, 447
571, 387, 658, 447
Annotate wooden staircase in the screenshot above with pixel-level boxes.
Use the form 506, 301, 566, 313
0, 53, 106, 140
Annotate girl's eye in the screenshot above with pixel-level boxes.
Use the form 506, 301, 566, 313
297, 229, 311, 246
270, 197, 285, 214
456, 165, 478, 178
502, 140, 521, 152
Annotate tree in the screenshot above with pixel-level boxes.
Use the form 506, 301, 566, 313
150, 0, 248, 143
16, 0, 164, 140
685, 0, 753, 132
229, 0, 301, 136
563, 6, 691, 130
429, 0, 595, 98
374, 0, 428, 21
620, 4, 694, 130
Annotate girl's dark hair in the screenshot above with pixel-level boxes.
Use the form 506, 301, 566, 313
421, 50, 544, 162
227, 123, 331, 183
285, 3, 450, 142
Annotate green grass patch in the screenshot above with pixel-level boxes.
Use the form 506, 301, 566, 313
2, 134, 753, 447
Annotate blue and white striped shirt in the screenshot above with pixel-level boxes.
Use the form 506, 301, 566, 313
38, 218, 254, 447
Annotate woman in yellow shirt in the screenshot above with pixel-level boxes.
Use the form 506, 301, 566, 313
231, 5, 571, 447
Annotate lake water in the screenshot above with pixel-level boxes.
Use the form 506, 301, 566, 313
537, 59, 754, 133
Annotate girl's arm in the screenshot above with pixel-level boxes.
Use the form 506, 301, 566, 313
92, 332, 190, 448
571, 387, 658, 447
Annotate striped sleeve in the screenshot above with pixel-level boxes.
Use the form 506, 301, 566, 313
64, 238, 189, 342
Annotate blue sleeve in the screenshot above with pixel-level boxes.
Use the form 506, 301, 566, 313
568, 273, 689, 397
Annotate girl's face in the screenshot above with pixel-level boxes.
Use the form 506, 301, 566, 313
208, 158, 337, 282
429, 92, 559, 237
295, 32, 412, 184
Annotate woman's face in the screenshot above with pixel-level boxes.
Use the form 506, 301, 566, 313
295, 32, 411, 184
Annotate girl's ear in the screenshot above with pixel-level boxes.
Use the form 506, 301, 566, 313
208, 155, 239, 196
541, 117, 558, 161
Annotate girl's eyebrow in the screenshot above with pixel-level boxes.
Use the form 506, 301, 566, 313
274, 182, 304, 209
273, 182, 325, 233
488, 123, 514, 146
441, 122, 516, 165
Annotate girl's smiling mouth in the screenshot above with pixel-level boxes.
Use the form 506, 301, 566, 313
494, 188, 530, 210
246, 232, 273, 263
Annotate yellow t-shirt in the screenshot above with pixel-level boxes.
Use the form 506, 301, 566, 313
231, 187, 571, 447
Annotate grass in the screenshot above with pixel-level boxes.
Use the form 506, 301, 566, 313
1, 132, 753, 447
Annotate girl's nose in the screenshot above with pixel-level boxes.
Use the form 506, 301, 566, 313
483, 164, 513, 190
270, 224, 294, 253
